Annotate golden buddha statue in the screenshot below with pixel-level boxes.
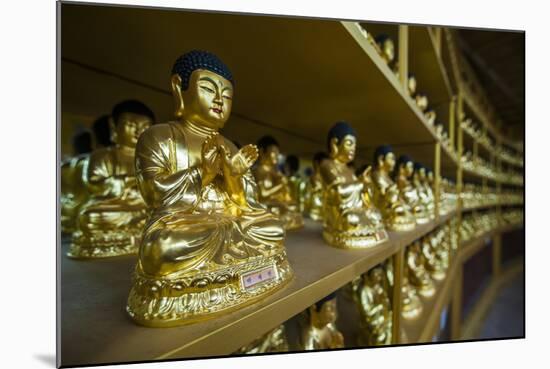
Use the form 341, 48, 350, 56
395, 155, 430, 224
415, 93, 429, 112
412, 163, 435, 220
236, 325, 289, 354
425, 108, 437, 126
420, 235, 445, 281
406, 241, 435, 298
371, 145, 416, 231
384, 259, 423, 319
253, 136, 304, 230
61, 131, 93, 234
305, 152, 328, 222
126, 50, 293, 327
284, 155, 307, 213
319, 122, 388, 249
301, 293, 345, 350
68, 101, 154, 258
375, 34, 398, 75
352, 266, 392, 346
407, 73, 417, 97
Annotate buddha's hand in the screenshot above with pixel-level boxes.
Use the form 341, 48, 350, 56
361, 165, 373, 185
222, 144, 258, 176
201, 134, 221, 184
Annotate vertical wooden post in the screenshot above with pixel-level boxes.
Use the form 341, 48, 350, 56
433, 27, 442, 57
391, 248, 404, 344
451, 267, 463, 340
398, 25, 409, 90
492, 233, 502, 277
434, 142, 441, 222
449, 96, 457, 152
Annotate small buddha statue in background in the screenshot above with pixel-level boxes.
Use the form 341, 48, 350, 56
412, 163, 435, 219
319, 122, 388, 249
61, 131, 93, 234
305, 151, 328, 222
425, 108, 437, 126
407, 73, 417, 97
406, 241, 435, 298
375, 34, 398, 75
421, 235, 446, 281
415, 93, 429, 112
68, 101, 154, 258
371, 145, 416, 231
254, 136, 304, 230
126, 50, 293, 327
235, 325, 289, 354
395, 155, 430, 224
385, 259, 423, 319
301, 293, 345, 350
284, 155, 307, 213
352, 266, 392, 346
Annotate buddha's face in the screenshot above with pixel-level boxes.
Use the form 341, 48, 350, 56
317, 299, 337, 325
383, 152, 396, 172
383, 39, 395, 62
174, 69, 233, 129
427, 172, 434, 182
404, 161, 414, 177
262, 145, 280, 167
331, 134, 356, 164
115, 112, 152, 148
408, 76, 417, 96
419, 168, 426, 180
370, 268, 385, 285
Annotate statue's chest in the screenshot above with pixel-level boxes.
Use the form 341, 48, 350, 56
113, 150, 135, 176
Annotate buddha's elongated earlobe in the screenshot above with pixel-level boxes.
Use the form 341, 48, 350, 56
171, 74, 185, 118
329, 137, 339, 159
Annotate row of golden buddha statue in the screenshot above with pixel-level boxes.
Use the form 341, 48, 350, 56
461, 183, 524, 210
460, 209, 523, 242
235, 219, 459, 353
61, 50, 453, 329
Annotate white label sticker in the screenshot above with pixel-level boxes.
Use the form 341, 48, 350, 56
241, 265, 278, 290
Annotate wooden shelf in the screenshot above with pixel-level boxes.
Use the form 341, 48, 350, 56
400, 222, 523, 343
61, 212, 456, 366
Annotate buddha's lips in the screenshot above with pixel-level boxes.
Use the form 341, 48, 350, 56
211, 108, 222, 114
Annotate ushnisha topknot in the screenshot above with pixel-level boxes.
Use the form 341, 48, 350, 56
314, 292, 338, 310
111, 100, 155, 125
257, 135, 279, 151
374, 144, 393, 164
172, 50, 234, 91
327, 121, 356, 150
397, 155, 414, 168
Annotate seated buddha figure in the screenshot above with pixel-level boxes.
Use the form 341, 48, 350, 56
319, 122, 388, 249
305, 152, 328, 222
384, 259, 423, 320
352, 266, 392, 346
406, 241, 435, 298
412, 163, 435, 219
420, 235, 445, 281
253, 136, 304, 230
284, 155, 307, 213
394, 155, 430, 224
61, 131, 93, 235
236, 325, 289, 354
371, 145, 416, 231
68, 101, 154, 258
301, 293, 345, 350
126, 51, 293, 327
375, 34, 398, 76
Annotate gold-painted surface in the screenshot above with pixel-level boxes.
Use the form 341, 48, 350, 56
61, 154, 90, 234
395, 160, 430, 225
351, 266, 392, 346
68, 113, 152, 259
300, 297, 345, 350
406, 242, 435, 298
319, 134, 388, 249
371, 151, 416, 231
253, 146, 304, 231
304, 164, 324, 222
288, 174, 307, 213
386, 259, 422, 320
413, 167, 435, 220
235, 325, 289, 354
126, 69, 293, 327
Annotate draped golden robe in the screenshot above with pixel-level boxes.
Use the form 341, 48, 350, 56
127, 122, 293, 327
61, 154, 90, 234
68, 146, 147, 258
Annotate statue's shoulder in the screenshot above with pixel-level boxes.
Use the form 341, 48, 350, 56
137, 122, 182, 149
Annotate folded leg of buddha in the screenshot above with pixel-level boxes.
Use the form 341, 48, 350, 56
68, 146, 148, 259
127, 123, 293, 327
322, 181, 388, 249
